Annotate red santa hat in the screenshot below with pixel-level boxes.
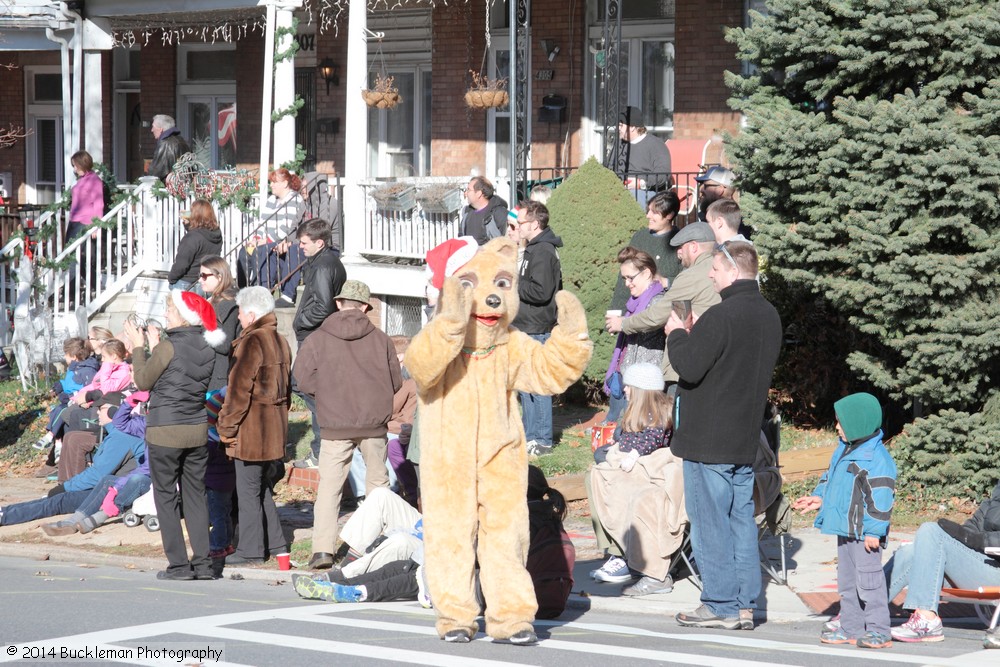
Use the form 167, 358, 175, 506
171, 290, 227, 348
425, 236, 478, 290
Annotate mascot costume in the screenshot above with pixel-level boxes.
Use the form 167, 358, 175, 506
406, 235, 592, 644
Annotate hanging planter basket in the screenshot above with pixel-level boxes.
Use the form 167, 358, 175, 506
362, 89, 401, 110
464, 89, 509, 110
416, 184, 464, 214
372, 184, 416, 212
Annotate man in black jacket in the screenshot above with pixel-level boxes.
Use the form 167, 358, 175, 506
512, 201, 562, 455
291, 218, 347, 468
666, 241, 782, 630
460, 176, 508, 245
148, 115, 192, 181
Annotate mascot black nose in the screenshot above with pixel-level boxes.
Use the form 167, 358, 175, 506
485, 294, 501, 308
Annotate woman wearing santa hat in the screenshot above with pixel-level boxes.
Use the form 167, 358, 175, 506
124, 290, 227, 581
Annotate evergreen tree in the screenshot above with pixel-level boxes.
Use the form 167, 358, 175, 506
546, 157, 647, 383
727, 0, 1000, 493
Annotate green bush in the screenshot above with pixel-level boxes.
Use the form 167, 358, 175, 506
892, 394, 1000, 500
547, 157, 646, 382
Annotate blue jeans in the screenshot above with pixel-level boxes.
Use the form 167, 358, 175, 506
518, 332, 553, 446
605, 391, 627, 425
206, 488, 233, 553
290, 373, 322, 460
82, 475, 151, 517
885, 521, 1000, 612
348, 446, 399, 497
683, 459, 759, 617
0, 489, 91, 526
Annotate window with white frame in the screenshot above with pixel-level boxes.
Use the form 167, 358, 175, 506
24, 67, 64, 204
177, 44, 237, 170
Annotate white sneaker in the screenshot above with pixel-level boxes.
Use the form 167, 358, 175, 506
415, 564, 432, 608
590, 555, 631, 582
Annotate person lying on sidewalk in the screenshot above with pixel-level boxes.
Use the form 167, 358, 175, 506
40, 456, 150, 536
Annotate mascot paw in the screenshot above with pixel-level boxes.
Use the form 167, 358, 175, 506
439, 276, 474, 328
555, 290, 590, 340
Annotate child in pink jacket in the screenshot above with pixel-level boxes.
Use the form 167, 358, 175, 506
72, 339, 133, 407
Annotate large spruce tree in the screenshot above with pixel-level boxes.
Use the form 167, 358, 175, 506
727, 0, 1000, 495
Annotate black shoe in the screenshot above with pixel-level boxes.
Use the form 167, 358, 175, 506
156, 568, 195, 581
194, 568, 219, 580
308, 552, 334, 570
226, 554, 266, 566
443, 629, 473, 643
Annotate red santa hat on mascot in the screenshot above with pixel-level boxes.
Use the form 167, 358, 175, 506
171, 290, 227, 347
425, 236, 478, 295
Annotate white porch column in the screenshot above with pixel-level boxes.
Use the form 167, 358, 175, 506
82, 18, 113, 163
341, 0, 369, 261
258, 1, 277, 202
272, 3, 298, 166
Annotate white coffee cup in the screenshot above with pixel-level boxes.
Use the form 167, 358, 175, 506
606, 309, 622, 318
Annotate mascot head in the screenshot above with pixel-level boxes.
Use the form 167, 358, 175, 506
426, 236, 520, 351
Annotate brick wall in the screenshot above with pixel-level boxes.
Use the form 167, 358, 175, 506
236, 34, 265, 170
313, 12, 349, 176
0, 52, 26, 206
139, 42, 178, 164
673, 0, 743, 142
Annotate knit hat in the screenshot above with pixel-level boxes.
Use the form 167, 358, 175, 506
171, 289, 226, 347
833, 392, 883, 443
622, 363, 665, 392
425, 237, 478, 290
95, 391, 125, 420
619, 105, 643, 127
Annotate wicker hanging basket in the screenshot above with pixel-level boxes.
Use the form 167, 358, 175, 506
464, 89, 509, 110
362, 89, 401, 110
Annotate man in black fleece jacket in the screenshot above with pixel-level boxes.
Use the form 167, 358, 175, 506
665, 240, 782, 630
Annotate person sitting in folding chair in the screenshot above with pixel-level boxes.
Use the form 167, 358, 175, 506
587, 363, 686, 597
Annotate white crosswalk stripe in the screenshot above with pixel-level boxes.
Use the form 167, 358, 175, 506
3, 601, 1000, 666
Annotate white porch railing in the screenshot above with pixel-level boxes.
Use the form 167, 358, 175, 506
359, 179, 464, 261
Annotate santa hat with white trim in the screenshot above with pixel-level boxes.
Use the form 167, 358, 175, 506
171, 289, 227, 348
425, 236, 479, 290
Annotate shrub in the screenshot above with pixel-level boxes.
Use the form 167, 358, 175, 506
546, 157, 646, 382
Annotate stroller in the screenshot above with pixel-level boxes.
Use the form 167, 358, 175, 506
122, 487, 159, 532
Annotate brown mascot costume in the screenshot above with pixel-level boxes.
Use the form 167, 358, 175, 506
406, 235, 592, 644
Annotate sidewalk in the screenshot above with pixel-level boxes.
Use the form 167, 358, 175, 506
0, 474, 866, 625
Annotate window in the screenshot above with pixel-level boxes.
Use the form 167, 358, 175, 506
178, 45, 237, 170
25, 68, 64, 204
368, 69, 432, 177
597, 0, 675, 20
486, 48, 513, 176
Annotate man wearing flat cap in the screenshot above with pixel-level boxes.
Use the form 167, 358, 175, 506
618, 105, 672, 207
293, 279, 403, 571
606, 222, 720, 384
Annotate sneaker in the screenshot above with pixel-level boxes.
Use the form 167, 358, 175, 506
416, 564, 432, 608
891, 611, 944, 643
984, 626, 1000, 649
824, 613, 841, 632
292, 454, 319, 469
622, 575, 673, 597
293, 573, 334, 601
34, 464, 57, 478
525, 440, 553, 456
589, 555, 626, 580
739, 609, 754, 631
41, 521, 78, 537
592, 556, 633, 584
32, 433, 53, 450
857, 631, 892, 649
675, 605, 741, 630
820, 628, 856, 645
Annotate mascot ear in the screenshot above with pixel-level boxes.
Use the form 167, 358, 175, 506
484, 236, 517, 261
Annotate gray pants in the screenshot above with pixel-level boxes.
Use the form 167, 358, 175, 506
837, 536, 890, 637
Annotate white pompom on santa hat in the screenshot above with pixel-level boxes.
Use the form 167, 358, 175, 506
171, 289, 227, 348
425, 236, 479, 291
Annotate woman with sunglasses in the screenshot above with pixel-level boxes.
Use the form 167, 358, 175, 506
609, 191, 683, 312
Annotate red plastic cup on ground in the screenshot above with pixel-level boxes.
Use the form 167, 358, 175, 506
276, 553, 291, 571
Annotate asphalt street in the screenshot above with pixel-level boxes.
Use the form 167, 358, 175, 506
2, 555, 999, 667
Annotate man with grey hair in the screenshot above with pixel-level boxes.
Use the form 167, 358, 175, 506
217, 285, 292, 566
148, 114, 192, 181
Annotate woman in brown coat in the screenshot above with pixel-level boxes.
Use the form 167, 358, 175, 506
216, 286, 293, 565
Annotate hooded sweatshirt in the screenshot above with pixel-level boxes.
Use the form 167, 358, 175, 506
511, 225, 563, 335
461, 194, 509, 245
292, 308, 402, 439
811, 392, 896, 540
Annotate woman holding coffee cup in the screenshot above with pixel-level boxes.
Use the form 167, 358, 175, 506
602, 247, 666, 424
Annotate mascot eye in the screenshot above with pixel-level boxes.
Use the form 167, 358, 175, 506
460, 278, 476, 289
494, 277, 512, 289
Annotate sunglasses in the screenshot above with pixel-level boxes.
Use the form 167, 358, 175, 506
719, 243, 739, 272
199, 272, 215, 280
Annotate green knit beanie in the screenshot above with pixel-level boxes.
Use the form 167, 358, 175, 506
834, 392, 883, 443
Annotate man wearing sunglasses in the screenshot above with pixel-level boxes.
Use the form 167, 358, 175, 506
665, 241, 782, 631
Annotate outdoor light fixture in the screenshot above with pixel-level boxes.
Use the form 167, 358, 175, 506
541, 39, 560, 62
318, 57, 340, 93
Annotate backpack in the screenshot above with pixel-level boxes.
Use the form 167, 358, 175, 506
526, 498, 575, 619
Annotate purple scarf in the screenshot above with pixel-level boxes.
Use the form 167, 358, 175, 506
604, 281, 664, 394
